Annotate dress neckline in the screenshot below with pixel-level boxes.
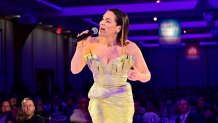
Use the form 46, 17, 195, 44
86, 52, 129, 66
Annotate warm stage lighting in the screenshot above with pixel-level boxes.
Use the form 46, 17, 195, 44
56, 27, 62, 35
185, 42, 200, 60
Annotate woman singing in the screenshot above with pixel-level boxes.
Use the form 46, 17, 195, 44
71, 8, 151, 123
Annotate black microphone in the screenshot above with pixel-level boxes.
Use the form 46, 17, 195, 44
73, 27, 98, 43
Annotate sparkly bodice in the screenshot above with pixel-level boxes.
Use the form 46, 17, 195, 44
84, 52, 134, 98
84, 52, 135, 123
84, 52, 134, 88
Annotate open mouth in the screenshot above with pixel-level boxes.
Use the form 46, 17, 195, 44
100, 27, 105, 31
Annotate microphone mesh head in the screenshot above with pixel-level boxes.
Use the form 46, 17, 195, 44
92, 27, 98, 34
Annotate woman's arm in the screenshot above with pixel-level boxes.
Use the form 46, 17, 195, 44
71, 31, 93, 74
70, 41, 87, 74
127, 42, 151, 83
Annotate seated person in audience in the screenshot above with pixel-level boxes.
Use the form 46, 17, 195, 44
15, 107, 25, 122
142, 101, 160, 123
17, 97, 45, 123
9, 96, 19, 120
49, 94, 68, 118
133, 100, 144, 123
70, 97, 92, 123
65, 96, 77, 122
0, 100, 15, 123
35, 98, 49, 119
203, 104, 217, 123
175, 98, 201, 123
9, 96, 18, 109
196, 96, 206, 117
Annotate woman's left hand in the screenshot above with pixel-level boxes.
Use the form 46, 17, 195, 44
127, 65, 141, 81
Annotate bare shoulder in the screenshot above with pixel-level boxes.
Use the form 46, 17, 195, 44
87, 37, 100, 51
86, 37, 99, 46
126, 40, 140, 53
81, 37, 98, 55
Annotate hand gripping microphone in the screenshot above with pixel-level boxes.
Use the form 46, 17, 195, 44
73, 27, 98, 43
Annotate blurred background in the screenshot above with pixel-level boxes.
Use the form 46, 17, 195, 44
0, 0, 218, 122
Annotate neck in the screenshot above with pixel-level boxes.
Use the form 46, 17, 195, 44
26, 113, 34, 120
100, 36, 117, 47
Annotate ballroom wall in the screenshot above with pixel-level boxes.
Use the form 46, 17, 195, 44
0, 18, 65, 96
0, 18, 218, 96
22, 28, 64, 95
0, 19, 14, 95
141, 46, 218, 88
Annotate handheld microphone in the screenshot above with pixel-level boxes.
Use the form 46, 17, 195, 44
73, 27, 98, 43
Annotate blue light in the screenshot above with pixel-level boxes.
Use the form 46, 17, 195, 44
159, 19, 181, 47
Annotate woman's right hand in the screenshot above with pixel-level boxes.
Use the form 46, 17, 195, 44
77, 30, 93, 48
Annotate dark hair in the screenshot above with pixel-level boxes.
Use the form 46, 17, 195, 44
203, 104, 215, 112
178, 97, 192, 106
108, 8, 129, 46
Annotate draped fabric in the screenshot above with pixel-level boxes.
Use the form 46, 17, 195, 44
84, 52, 135, 123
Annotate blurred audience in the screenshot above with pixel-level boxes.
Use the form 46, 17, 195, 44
17, 97, 45, 123
35, 98, 49, 122
133, 101, 144, 123
70, 97, 92, 123
9, 96, 19, 120
1, 87, 218, 123
203, 104, 217, 123
48, 94, 68, 122
142, 101, 160, 123
65, 95, 77, 122
175, 98, 200, 123
0, 100, 15, 123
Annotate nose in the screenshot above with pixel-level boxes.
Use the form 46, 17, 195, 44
100, 20, 105, 26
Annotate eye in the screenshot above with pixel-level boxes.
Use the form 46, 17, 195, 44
106, 19, 111, 23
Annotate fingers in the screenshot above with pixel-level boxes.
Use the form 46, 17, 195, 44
77, 30, 89, 37
128, 64, 140, 81
132, 64, 138, 70
76, 30, 91, 46
128, 70, 137, 81
128, 70, 135, 78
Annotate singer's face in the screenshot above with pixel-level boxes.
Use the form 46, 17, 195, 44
99, 11, 121, 37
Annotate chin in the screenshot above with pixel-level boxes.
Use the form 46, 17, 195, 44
98, 33, 103, 36
99, 31, 107, 36
99, 35, 106, 39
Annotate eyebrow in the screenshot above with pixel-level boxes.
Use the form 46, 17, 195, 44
105, 18, 112, 21
103, 15, 112, 20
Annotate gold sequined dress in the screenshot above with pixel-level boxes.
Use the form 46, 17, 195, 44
84, 52, 135, 123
